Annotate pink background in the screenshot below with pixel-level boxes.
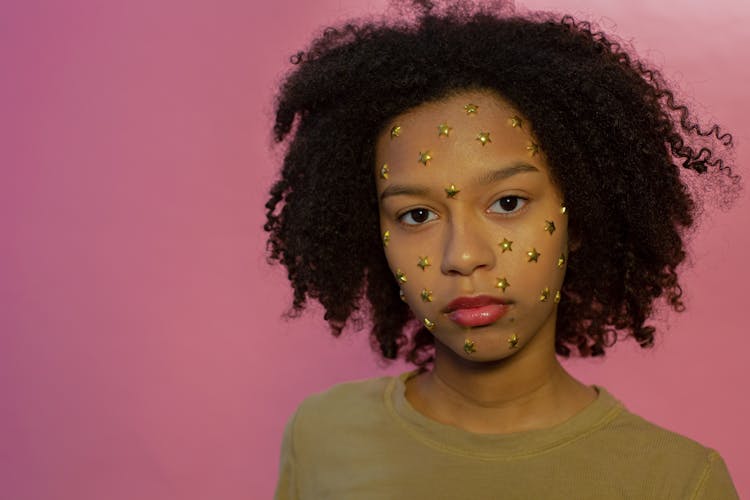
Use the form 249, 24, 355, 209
1, 0, 747, 498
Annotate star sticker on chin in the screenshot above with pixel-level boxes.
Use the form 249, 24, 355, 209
507, 334, 519, 349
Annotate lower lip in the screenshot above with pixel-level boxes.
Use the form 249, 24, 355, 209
447, 304, 509, 327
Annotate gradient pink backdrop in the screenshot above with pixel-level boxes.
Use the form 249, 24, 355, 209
1, 1, 747, 499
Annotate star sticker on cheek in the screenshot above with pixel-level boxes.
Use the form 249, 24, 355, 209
399, 289, 407, 302
476, 131, 492, 146
544, 220, 556, 235
554, 290, 561, 303
445, 184, 460, 198
390, 125, 402, 138
417, 256, 431, 270
560, 204, 567, 215
527, 248, 541, 262
539, 287, 550, 302
507, 334, 519, 349
437, 123, 452, 137
508, 115, 523, 128
464, 103, 479, 114
557, 254, 566, 268
499, 238, 513, 253
420, 289, 433, 302
424, 318, 436, 331
380, 164, 389, 180
526, 142, 540, 156
382, 230, 390, 248
418, 151, 432, 166
495, 277, 510, 292
396, 269, 407, 283
463, 339, 476, 354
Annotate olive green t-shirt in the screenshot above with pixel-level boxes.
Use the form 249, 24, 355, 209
275, 370, 737, 499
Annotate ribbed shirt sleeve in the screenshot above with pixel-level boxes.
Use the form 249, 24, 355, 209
274, 410, 299, 500
692, 450, 739, 499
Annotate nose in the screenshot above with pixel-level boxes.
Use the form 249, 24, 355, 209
440, 213, 496, 276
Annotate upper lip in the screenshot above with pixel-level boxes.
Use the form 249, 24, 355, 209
442, 295, 510, 313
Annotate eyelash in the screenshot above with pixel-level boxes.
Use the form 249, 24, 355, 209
397, 195, 528, 226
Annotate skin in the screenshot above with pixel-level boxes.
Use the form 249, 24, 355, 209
375, 89, 596, 434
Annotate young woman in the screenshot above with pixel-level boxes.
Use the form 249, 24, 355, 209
265, 1, 740, 498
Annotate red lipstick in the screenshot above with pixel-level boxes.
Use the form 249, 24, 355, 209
443, 295, 510, 328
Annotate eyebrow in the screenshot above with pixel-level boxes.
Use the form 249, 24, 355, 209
379, 162, 540, 200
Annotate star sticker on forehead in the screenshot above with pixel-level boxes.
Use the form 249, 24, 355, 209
420, 289, 433, 302
418, 151, 432, 166
527, 248, 541, 262
507, 334, 519, 349
437, 123, 452, 137
445, 184, 460, 198
526, 142, 540, 156
464, 103, 479, 114
380, 164, 389, 180
508, 115, 523, 128
499, 238, 513, 253
495, 277, 510, 292
476, 131, 492, 146
390, 125, 402, 138
544, 220, 556, 235
463, 339, 476, 354
417, 256, 431, 271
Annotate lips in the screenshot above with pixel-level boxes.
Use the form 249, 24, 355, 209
443, 295, 511, 328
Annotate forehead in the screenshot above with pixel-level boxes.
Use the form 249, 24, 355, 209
374, 90, 550, 184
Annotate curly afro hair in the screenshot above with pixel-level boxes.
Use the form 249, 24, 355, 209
264, 0, 738, 369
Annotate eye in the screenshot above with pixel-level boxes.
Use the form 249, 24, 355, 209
399, 208, 438, 226
489, 196, 528, 214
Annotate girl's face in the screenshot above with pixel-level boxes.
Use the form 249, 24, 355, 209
375, 90, 569, 362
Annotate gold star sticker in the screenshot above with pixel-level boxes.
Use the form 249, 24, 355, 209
396, 269, 407, 283
495, 277, 510, 292
539, 287, 550, 302
554, 290, 561, 303
437, 123, 452, 137
399, 289, 407, 302
499, 238, 513, 253
464, 103, 479, 114
420, 289, 433, 302
476, 131, 491, 146
509, 115, 523, 128
527, 248, 540, 262
544, 220, 556, 235
418, 151, 432, 165
507, 334, 519, 349
463, 339, 476, 354
560, 204, 567, 215
382, 230, 390, 248
380, 164, 389, 180
445, 184, 460, 198
557, 254, 566, 268
424, 317, 435, 331
417, 256, 431, 270
390, 125, 401, 138
526, 142, 540, 156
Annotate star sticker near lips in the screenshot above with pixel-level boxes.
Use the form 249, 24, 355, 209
495, 277, 510, 292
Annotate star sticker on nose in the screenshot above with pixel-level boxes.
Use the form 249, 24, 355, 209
420, 289, 433, 302
508, 115, 523, 128
464, 103, 479, 114
396, 269, 407, 283
527, 248, 541, 262
463, 339, 476, 354
495, 277, 510, 292
417, 256, 431, 270
445, 184, 460, 198
539, 287, 550, 302
499, 238, 513, 253
507, 334, 519, 349
557, 254, 566, 268
390, 125, 402, 138
437, 123, 452, 137
476, 131, 492, 146
380, 164, 389, 180
526, 142, 540, 156
544, 220, 556, 235
418, 151, 432, 165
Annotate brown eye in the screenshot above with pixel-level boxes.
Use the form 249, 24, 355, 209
490, 196, 527, 214
399, 208, 437, 225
